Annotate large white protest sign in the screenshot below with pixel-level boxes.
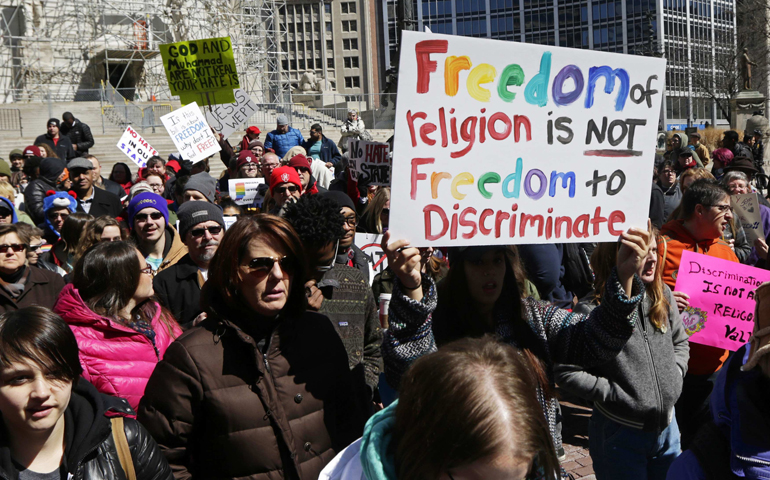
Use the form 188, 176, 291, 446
389, 32, 666, 246
205, 88, 259, 139
731, 192, 765, 244
349, 140, 391, 186
116, 126, 158, 168
228, 177, 266, 207
160, 102, 221, 164
355, 233, 388, 285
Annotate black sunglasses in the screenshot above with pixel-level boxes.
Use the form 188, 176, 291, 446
381, 208, 389, 216
275, 185, 299, 195
134, 212, 164, 222
0, 209, 12, 218
0, 244, 25, 253
48, 212, 70, 219
244, 256, 295, 275
190, 225, 223, 238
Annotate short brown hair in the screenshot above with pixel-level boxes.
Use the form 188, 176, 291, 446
394, 336, 559, 480
201, 214, 308, 319
0, 306, 82, 382
0, 223, 30, 245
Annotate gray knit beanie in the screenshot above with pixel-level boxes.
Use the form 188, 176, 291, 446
184, 172, 217, 203
177, 201, 225, 240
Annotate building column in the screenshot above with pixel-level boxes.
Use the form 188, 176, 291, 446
486, 0, 492, 37
620, 0, 627, 53
519, 0, 525, 42
417, 0, 424, 31
553, 0, 559, 45
587, 0, 594, 49
685, 0, 693, 125
451, 0, 458, 34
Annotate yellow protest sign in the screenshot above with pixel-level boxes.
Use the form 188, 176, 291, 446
159, 37, 239, 105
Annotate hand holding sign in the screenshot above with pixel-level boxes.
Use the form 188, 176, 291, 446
381, 231, 424, 301
616, 219, 654, 297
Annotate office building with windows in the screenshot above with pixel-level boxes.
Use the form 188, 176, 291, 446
279, 0, 380, 97
378, 0, 736, 128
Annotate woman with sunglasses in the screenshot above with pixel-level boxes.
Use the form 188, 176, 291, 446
0, 223, 65, 313
127, 192, 187, 275
53, 241, 182, 409
138, 215, 369, 479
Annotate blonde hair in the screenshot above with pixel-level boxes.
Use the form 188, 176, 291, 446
0, 182, 16, 201
364, 187, 390, 234
590, 234, 670, 330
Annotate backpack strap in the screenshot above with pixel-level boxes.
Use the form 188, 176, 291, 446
110, 416, 137, 480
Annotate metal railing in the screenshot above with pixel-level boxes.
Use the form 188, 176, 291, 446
101, 81, 173, 133
0, 108, 22, 136
242, 93, 397, 132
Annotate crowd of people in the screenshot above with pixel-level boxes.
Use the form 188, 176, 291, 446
0, 110, 768, 480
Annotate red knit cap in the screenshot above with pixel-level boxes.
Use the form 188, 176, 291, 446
236, 150, 258, 170
288, 154, 311, 173
270, 166, 303, 195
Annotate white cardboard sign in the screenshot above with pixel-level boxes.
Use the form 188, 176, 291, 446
116, 126, 158, 168
355, 233, 388, 285
731, 192, 765, 244
228, 177, 266, 206
205, 88, 259, 139
348, 140, 391, 186
389, 31, 666, 246
160, 102, 221, 164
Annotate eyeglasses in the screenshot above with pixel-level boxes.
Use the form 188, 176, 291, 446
261, 163, 279, 169
342, 215, 357, 227
140, 266, 153, 275
381, 208, 389, 216
48, 212, 70, 220
190, 225, 223, 238
0, 209, 12, 218
275, 185, 299, 195
148, 183, 164, 191
134, 212, 164, 222
243, 256, 295, 275
705, 204, 732, 213
661, 170, 675, 176
0, 244, 25, 253
28, 243, 45, 252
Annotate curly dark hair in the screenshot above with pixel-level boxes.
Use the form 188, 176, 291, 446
282, 194, 346, 249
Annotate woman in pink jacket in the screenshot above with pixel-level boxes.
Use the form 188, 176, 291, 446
54, 240, 182, 409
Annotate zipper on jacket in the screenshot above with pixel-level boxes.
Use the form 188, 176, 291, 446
640, 303, 665, 431
735, 454, 770, 467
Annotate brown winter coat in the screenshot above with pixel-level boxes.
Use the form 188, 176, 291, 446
0, 265, 65, 313
137, 311, 369, 480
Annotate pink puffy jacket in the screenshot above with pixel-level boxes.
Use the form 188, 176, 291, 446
54, 284, 182, 409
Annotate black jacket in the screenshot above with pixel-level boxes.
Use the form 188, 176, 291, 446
34, 133, 76, 162
0, 378, 172, 480
335, 244, 370, 284
301, 135, 342, 169
76, 187, 122, 218
24, 178, 58, 225
98, 176, 126, 199
61, 119, 95, 156
0, 265, 65, 314
153, 254, 203, 329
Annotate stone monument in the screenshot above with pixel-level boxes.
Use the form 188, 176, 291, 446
730, 49, 766, 147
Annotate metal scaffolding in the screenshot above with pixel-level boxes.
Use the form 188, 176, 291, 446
0, 0, 292, 103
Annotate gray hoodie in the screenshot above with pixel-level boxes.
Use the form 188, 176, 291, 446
555, 286, 689, 432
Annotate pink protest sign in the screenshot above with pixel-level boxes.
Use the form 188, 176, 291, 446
673, 250, 770, 351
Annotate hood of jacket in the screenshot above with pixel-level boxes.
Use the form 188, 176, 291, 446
54, 283, 135, 329
0, 197, 18, 224
39, 157, 66, 184
711, 344, 770, 477
661, 219, 722, 252
159, 225, 188, 273
319, 401, 397, 480
0, 378, 133, 478
43, 191, 77, 239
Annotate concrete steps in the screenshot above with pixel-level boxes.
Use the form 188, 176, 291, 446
1, 101, 393, 182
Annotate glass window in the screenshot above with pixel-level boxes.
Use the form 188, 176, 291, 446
328, 58, 334, 68
327, 40, 333, 50
324, 3, 331, 13
341, 3, 348, 13
351, 38, 358, 49
349, 2, 356, 13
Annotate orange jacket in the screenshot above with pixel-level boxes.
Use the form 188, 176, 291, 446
658, 219, 738, 375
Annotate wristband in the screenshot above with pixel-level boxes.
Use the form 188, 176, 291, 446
401, 280, 422, 291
